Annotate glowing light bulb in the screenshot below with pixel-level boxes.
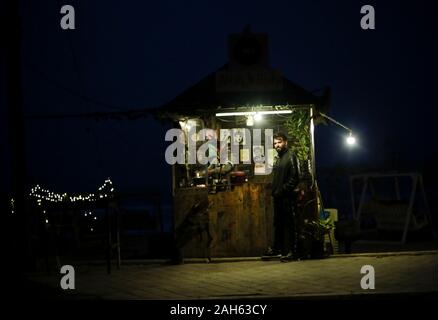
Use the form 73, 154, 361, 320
346, 133, 356, 146
254, 113, 263, 122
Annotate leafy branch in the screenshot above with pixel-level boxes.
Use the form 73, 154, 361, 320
284, 110, 311, 162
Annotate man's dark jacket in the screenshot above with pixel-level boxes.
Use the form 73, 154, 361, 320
271, 148, 300, 199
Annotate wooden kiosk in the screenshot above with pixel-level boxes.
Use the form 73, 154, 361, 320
157, 28, 330, 258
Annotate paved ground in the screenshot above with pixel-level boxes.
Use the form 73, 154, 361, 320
26, 250, 438, 300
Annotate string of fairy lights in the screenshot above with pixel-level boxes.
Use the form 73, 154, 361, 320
29, 178, 114, 206
83, 210, 99, 232
10, 179, 115, 232
10, 198, 15, 214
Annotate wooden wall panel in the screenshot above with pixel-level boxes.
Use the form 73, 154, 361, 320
174, 183, 274, 258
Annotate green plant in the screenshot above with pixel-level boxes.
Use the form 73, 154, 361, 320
284, 110, 311, 162
319, 217, 335, 233
304, 218, 334, 241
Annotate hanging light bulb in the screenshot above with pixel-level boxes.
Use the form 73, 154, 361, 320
346, 132, 356, 146
254, 113, 263, 122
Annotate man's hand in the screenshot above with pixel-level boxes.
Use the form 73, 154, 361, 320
296, 189, 305, 203
294, 182, 309, 204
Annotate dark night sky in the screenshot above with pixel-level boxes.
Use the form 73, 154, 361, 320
1, 0, 437, 205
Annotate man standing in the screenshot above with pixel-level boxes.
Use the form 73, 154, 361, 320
262, 132, 300, 262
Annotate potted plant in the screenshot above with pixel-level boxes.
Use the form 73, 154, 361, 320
300, 216, 335, 258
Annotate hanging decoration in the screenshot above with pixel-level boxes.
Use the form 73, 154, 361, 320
10, 198, 15, 214
29, 178, 115, 206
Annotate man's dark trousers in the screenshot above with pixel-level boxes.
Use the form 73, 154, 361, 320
273, 197, 296, 255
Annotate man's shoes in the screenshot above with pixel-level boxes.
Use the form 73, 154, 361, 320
280, 251, 300, 262
261, 247, 281, 260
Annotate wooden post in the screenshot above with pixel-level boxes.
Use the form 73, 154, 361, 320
309, 106, 316, 186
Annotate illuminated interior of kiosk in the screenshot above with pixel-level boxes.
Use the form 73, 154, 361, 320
174, 105, 315, 192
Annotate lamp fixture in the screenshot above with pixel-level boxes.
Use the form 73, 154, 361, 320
346, 132, 356, 145
318, 112, 356, 147
215, 110, 292, 117
253, 112, 263, 121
